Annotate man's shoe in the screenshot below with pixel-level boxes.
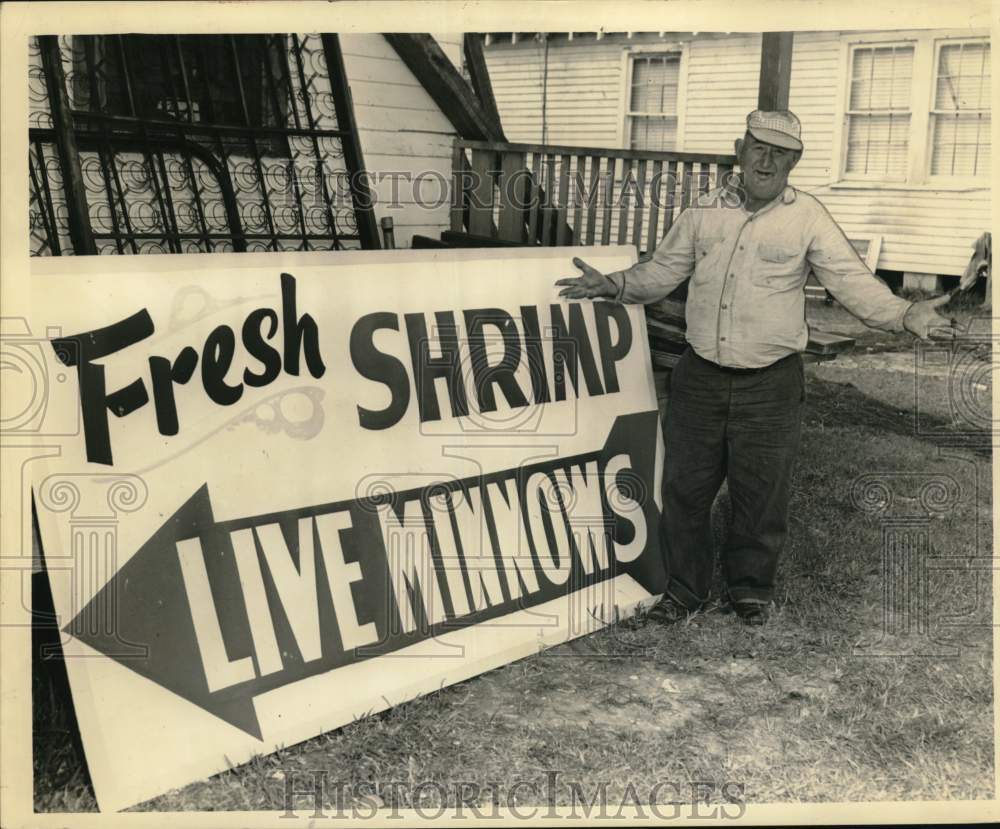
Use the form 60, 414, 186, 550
732, 600, 770, 626
646, 595, 694, 625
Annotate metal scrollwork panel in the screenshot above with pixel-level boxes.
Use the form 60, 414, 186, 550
29, 141, 74, 257
30, 32, 367, 256
29, 37, 54, 129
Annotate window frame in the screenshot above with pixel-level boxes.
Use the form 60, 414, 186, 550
926, 36, 991, 184
617, 44, 688, 152
840, 39, 918, 184
69, 34, 294, 158
831, 29, 990, 190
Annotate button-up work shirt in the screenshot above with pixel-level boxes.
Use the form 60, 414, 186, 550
607, 183, 913, 369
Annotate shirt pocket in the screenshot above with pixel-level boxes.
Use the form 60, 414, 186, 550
696, 234, 725, 258
692, 235, 725, 284
753, 242, 804, 288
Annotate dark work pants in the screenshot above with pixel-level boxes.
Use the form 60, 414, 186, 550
661, 347, 805, 608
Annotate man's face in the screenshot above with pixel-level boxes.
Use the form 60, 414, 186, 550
735, 132, 800, 204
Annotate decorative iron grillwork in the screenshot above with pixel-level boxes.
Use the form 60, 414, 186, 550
29, 33, 379, 256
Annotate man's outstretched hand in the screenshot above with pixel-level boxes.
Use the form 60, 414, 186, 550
903, 294, 961, 341
555, 257, 618, 300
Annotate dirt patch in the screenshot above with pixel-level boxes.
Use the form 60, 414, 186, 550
809, 349, 992, 428
803, 373, 991, 457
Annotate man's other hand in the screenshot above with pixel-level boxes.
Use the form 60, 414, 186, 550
903, 294, 960, 341
555, 257, 618, 300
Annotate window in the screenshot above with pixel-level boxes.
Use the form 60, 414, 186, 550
930, 41, 990, 177
838, 33, 990, 184
625, 53, 681, 151
845, 45, 914, 179
70, 34, 291, 155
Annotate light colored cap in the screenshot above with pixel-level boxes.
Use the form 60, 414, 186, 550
746, 109, 803, 151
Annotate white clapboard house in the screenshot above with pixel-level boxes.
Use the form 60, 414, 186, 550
480, 29, 991, 288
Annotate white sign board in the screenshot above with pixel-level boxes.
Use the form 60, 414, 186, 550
27, 247, 665, 811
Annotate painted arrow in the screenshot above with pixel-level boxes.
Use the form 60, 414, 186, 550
62, 484, 271, 737
62, 411, 664, 740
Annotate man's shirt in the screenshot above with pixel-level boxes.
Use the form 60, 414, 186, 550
606, 182, 913, 369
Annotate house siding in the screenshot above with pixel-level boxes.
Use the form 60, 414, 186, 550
682, 34, 760, 155
486, 35, 628, 146
485, 31, 991, 277
341, 34, 459, 248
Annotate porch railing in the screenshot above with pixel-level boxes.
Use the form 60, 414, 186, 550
451, 139, 737, 253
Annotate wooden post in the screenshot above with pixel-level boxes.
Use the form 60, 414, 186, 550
380, 217, 396, 249
526, 152, 541, 244
463, 34, 506, 140
38, 35, 97, 255
646, 159, 662, 254
616, 160, 631, 246
541, 154, 555, 246
584, 155, 601, 245
321, 34, 381, 249
572, 157, 585, 245
662, 159, 677, 234
450, 143, 466, 233
631, 159, 647, 253
385, 34, 504, 141
498, 150, 526, 242
758, 32, 794, 111
600, 158, 614, 245
555, 155, 571, 246
468, 149, 496, 237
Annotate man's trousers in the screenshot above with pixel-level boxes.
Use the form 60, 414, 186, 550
661, 347, 805, 609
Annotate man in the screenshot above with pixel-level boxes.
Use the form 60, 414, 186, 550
555, 110, 957, 626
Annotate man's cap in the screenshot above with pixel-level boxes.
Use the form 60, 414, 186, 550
746, 109, 803, 151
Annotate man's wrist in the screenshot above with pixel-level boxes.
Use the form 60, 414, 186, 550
604, 272, 623, 301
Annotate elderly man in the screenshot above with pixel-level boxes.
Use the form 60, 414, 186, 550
556, 110, 956, 626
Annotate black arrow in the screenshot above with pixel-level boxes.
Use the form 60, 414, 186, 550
64, 483, 266, 738
62, 411, 665, 741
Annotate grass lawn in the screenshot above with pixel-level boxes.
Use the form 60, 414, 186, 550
32, 309, 994, 813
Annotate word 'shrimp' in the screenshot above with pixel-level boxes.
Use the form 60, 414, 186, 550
56, 273, 634, 464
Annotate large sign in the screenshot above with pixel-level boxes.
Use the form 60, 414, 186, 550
27, 247, 665, 810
